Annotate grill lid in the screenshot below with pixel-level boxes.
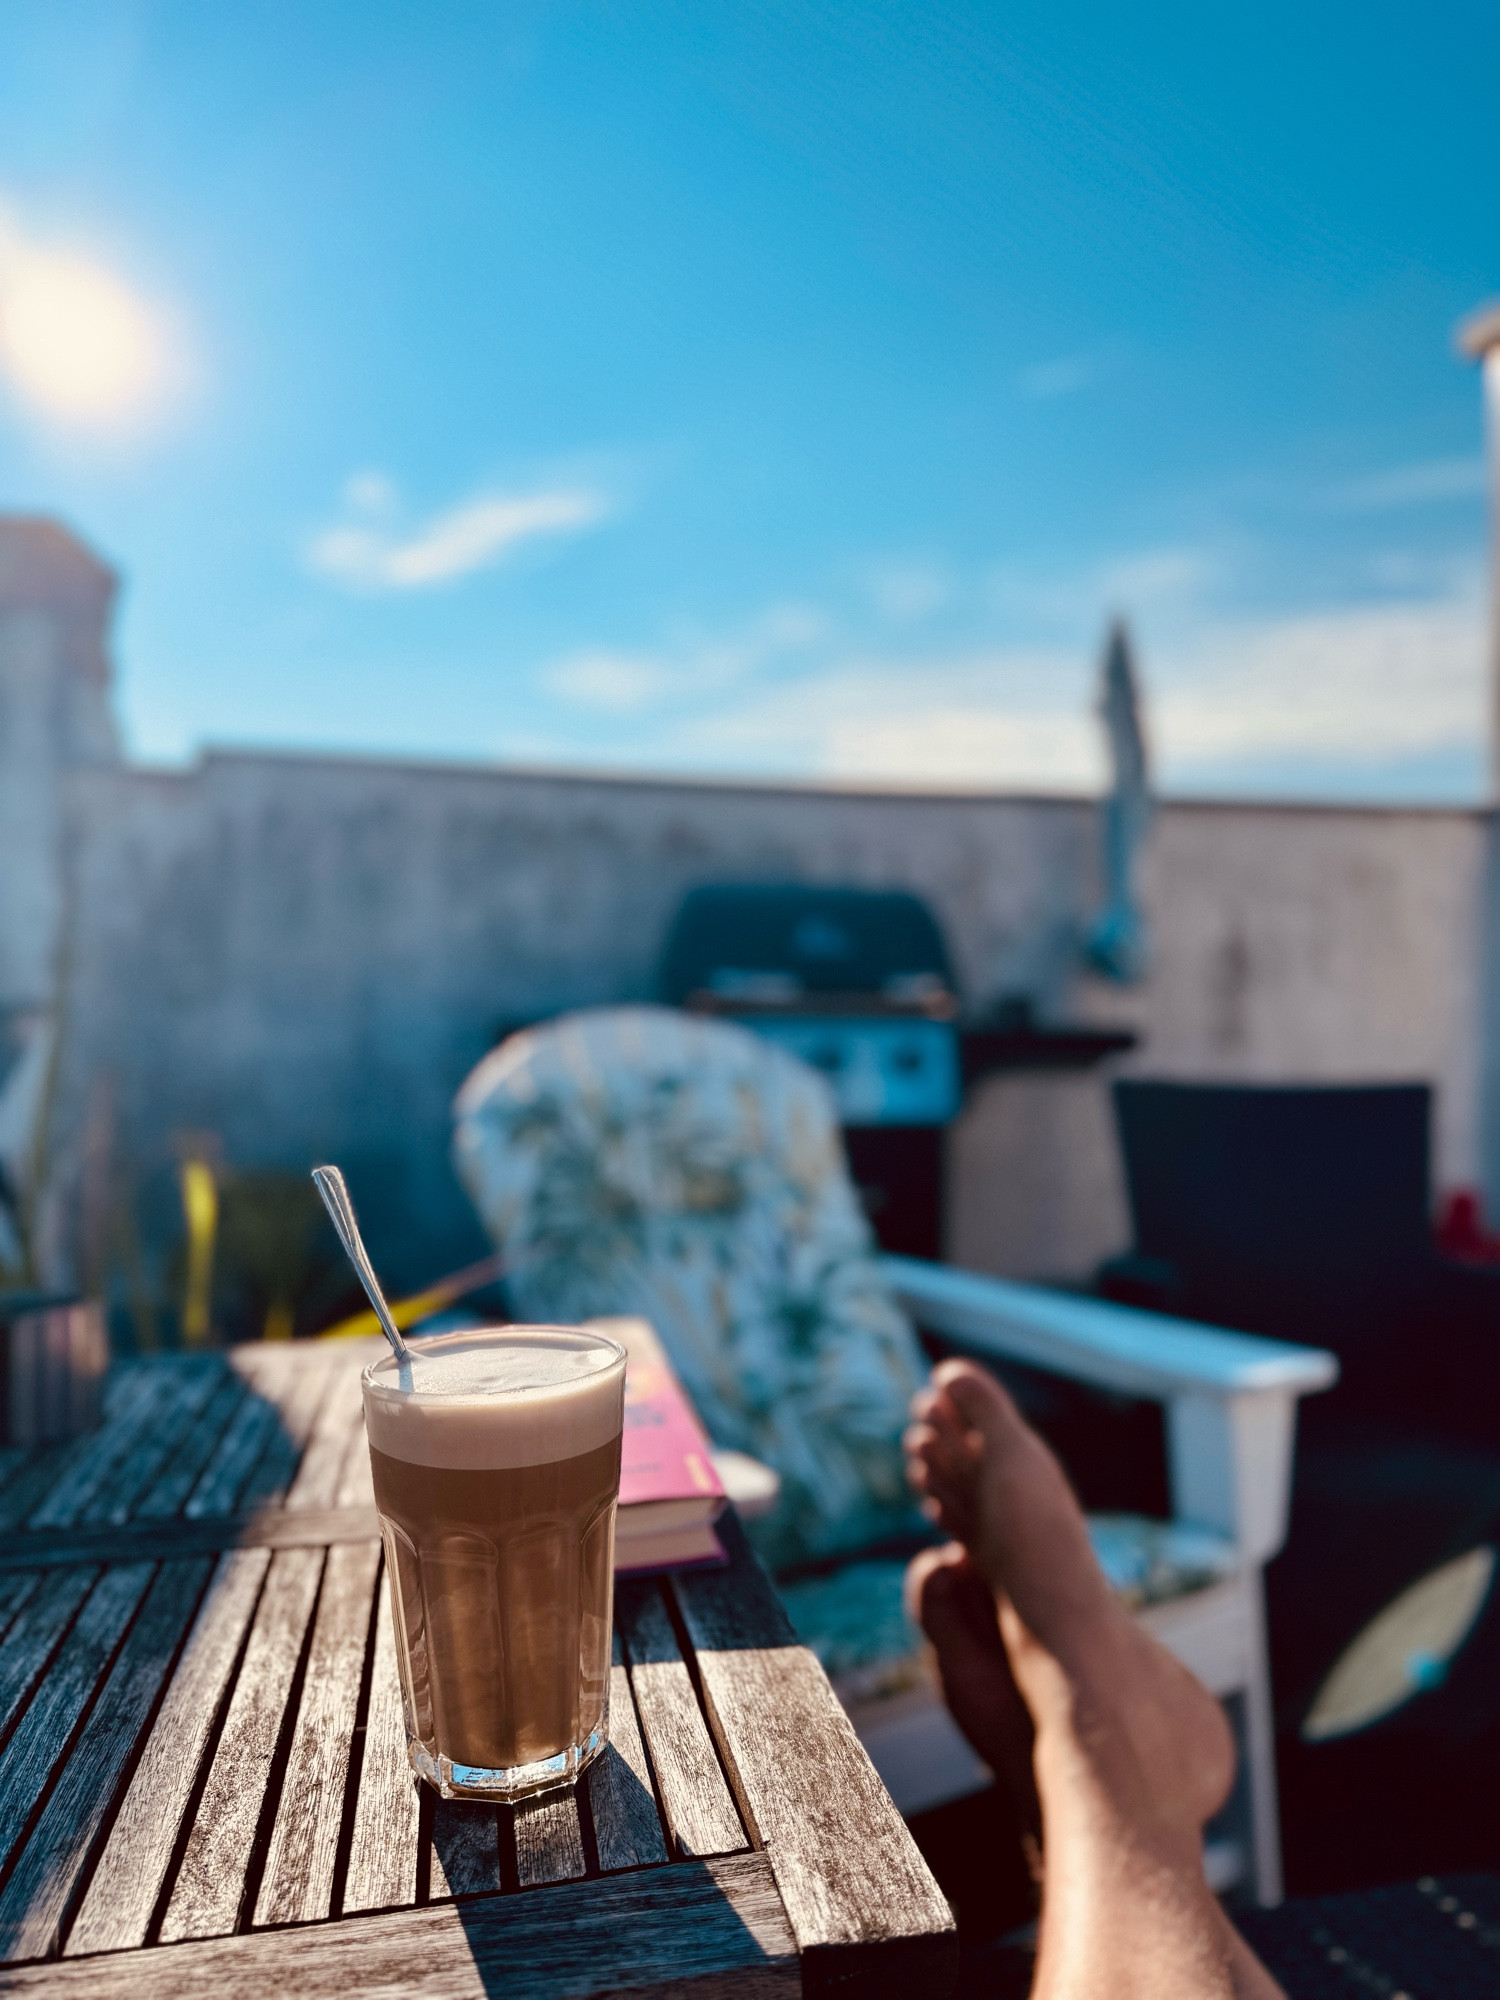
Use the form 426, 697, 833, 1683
656, 884, 959, 1017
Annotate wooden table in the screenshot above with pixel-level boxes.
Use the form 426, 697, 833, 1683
0, 1342, 956, 1998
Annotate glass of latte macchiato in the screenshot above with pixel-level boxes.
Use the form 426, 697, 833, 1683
362, 1324, 627, 1800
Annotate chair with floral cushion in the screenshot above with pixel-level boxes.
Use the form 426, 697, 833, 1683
452, 1004, 1336, 1905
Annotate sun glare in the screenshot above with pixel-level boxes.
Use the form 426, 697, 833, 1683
0, 230, 170, 427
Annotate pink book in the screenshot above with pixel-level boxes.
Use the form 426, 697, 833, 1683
591, 1317, 728, 1572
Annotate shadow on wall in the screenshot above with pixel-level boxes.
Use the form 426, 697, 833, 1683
945, 1068, 1133, 1283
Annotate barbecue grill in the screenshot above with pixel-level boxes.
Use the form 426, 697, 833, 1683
656, 883, 1135, 1257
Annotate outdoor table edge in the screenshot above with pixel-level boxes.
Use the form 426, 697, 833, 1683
0, 1852, 800, 2000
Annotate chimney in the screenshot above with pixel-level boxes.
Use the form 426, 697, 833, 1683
0, 517, 121, 1011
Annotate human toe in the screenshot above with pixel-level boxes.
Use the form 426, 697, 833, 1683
907, 1544, 1004, 1651
906, 1468, 976, 1542
905, 1541, 965, 1629
903, 1413, 980, 1486
906, 1547, 1040, 1811
933, 1359, 1027, 1445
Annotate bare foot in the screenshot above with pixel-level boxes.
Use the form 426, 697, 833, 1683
906, 1360, 1283, 1998
905, 1542, 1041, 1858
905, 1359, 1233, 1854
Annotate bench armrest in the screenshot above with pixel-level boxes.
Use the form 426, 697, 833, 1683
884, 1255, 1339, 1563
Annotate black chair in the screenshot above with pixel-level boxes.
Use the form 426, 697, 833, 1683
1100, 1080, 1500, 1892
1101, 1081, 1500, 1420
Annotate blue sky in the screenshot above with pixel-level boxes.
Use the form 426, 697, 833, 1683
0, 1, 1495, 798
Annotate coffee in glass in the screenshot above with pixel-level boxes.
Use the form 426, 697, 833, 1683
362, 1324, 627, 1800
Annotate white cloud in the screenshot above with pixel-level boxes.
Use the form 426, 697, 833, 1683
542, 636, 1100, 789
756, 602, 830, 648
547, 650, 673, 710
544, 602, 827, 712
693, 655, 1100, 789
1153, 588, 1484, 768
534, 563, 1486, 796
983, 541, 1221, 635
341, 468, 398, 515
829, 706, 1096, 787
309, 482, 608, 589
1321, 456, 1488, 512
1018, 353, 1100, 400
1098, 545, 1219, 611
868, 561, 952, 622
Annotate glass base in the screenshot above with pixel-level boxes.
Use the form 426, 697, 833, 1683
409, 1721, 608, 1801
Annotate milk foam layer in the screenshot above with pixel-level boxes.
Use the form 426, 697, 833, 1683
363, 1327, 626, 1470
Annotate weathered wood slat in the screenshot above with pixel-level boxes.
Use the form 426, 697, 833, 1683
66, 1547, 272, 1958
239, 1353, 340, 1511
27, 1369, 194, 1531
334, 1412, 375, 1509
0, 1453, 74, 1541
0, 1503, 381, 1574
673, 1514, 958, 1996
79, 1362, 224, 1527
160, 1546, 325, 1943
184, 1345, 310, 1520
0, 1573, 42, 1649
254, 1536, 381, 1927
283, 1354, 373, 1511
619, 1580, 747, 1861
0, 1368, 153, 1537
229, 1341, 339, 1393
0, 1565, 155, 1883
588, 1638, 670, 1873
25, 1376, 171, 1528
0, 1852, 799, 2000
429, 1799, 502, 1899
229, 1342, 330, 1394
341, 1569, 420, 1916
0, 1558, 211, 1964
514, 1790, 587, 1886
0, 1571, 99, 1754
184, 1370, 290, 1520
134, 1374, 247, 1521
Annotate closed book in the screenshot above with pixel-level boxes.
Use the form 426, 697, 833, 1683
588, 1316, 728, 1573
613, 1519, 726, 1574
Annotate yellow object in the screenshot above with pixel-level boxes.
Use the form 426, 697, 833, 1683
317, 1252, 503, 1342
263, 1300, 295, 1342
179, 1158, 218, 1347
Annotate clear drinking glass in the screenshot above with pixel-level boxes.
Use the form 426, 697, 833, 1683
362, 1324, 627, 1800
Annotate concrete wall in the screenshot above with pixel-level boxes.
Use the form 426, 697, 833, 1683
53, 750, 1491, 1296
56, 752, 1104, 1290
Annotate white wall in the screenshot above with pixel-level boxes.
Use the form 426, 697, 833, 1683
948, 802, 1489, 1281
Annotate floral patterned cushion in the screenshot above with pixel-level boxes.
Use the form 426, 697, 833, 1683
452, 1006, 930, 1570
778, 1516, 1240, 1721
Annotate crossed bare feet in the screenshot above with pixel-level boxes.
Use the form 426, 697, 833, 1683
904, 1359, 1285, 1999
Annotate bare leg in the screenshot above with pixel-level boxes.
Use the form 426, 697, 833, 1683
906, 1360, 1285, 2000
